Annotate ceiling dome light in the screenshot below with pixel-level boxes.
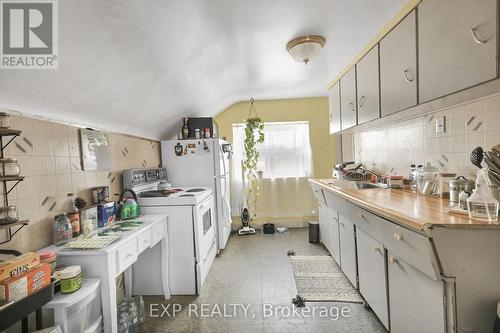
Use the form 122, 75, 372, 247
286, 35, 326, 65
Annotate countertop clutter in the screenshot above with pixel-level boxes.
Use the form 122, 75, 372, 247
310, 178, 500, 232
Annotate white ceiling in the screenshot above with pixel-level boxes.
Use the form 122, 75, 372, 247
0, 0, 406, 140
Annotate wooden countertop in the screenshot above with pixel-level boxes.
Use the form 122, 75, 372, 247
310, 178, 500, 232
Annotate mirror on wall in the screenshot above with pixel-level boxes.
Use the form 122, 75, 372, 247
80, 128, 112, 170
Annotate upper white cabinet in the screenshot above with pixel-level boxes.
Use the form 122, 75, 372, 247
340, 66, 357, 130
418, 0, 498, 103
328, 81, 341, 134
380, 10, 417, 116
356, 45, 380, 124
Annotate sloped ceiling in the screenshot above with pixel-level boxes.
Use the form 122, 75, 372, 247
0, 0, 406, 140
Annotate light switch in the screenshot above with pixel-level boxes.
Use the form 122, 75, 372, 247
436, 116, 446, 134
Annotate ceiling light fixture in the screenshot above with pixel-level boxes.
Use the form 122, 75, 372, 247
286, 35, 326, 65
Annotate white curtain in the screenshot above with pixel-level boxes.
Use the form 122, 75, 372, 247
230, 121, 313, 216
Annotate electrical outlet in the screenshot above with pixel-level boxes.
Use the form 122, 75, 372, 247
436, 116, 446, 134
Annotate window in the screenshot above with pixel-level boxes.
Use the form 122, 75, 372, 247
232, 121, 313, 179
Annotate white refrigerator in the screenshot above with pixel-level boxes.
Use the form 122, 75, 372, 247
161, 139, 232, 250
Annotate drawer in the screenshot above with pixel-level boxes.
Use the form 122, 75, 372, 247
138, 229, 152, 253
151, 220, 166, 246
196, 237, 217, 293
347, 203, 439, 280
378, 221, 439, 280
117, 238, 138, 274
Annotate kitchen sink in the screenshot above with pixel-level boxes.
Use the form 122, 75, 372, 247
355, 182, 381, 189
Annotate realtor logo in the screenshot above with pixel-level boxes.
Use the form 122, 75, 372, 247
1, 0, 58, 69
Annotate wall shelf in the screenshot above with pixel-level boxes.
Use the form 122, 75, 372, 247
0, 125, 27, 244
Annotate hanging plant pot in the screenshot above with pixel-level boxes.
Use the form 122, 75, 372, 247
243, 98, 265, 220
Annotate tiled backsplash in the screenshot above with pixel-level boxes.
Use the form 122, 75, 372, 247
0, 115, 161, 253
354, 94, 500, 179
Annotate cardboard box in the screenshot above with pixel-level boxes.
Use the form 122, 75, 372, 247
0, 252, 40, 282
0, 263, 51, 302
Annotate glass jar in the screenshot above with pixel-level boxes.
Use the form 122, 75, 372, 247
0, 158, 20, 177
0, 206, 18, 224
0, 112, 10, 128
53, 213, 72, 246
437, 172, 456, 199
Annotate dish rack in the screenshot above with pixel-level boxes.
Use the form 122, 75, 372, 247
332, 162, 372, 181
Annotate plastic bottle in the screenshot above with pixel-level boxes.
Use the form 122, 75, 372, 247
53, 213, 72, 246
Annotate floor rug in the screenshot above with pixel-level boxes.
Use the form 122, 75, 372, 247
290, 255, 363, 303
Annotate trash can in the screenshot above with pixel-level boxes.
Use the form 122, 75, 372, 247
308, 221, 320, 243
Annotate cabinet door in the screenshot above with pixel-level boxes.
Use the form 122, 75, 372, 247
339, 215, 357, 288
388, 252, 445, 333
418, 0, 497, 103
356, 45, 380, 124
328, 81, 341, 134
340, 66, 357, 130
319, 205, 340, 264
380, 10, 417, 116
357, 228, 389, 329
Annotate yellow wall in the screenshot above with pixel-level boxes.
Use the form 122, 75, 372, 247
215, 97, 336, 227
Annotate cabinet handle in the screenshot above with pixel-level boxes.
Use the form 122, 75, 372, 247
393, 233, 403, 241
357, 212, 365, 221
389, 256, 398, 264
402, 69, 414, 83
143, 239, 149, 244
358, 96, 366, 108
349, 102, 355, 111
470, 27, 488, 45
373, 245, 381, 253
126, 253, 133, 259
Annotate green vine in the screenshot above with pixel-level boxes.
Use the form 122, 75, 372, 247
242, 116, 265, 219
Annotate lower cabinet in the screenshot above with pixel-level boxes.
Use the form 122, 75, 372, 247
357, 228, 389, 329
339, 215, 358, 288
388, 251, 446, 333
318, 203, 341, 263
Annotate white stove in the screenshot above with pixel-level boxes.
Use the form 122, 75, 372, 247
137, 187, 213, 206
123, 168, 217, 295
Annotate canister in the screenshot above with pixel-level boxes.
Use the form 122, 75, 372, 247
55, 265, 82, 293
38, 250, 57, 274
450, 176, 467, 203
0, 158, 20, 177
0, 206, 18, 224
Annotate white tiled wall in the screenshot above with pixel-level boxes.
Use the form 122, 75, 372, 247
0, 115, 161, 253
354, 94, 500, 179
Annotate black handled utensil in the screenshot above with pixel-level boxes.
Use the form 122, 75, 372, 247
470, 146, 484, 169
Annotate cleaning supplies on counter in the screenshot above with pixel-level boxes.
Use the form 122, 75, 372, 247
97, 201, 116, 227
53, 213, 72, 246
79, 205, 98, 231
55, 266, 82, 294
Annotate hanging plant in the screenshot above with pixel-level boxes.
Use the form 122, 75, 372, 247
242, 99, 265, 219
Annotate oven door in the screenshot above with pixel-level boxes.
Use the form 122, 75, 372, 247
192, 195, 217, 261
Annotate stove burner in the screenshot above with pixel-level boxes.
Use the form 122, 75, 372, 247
185, 188, 205, 193
139, 189, 182, 197
180, 194, 195, 197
